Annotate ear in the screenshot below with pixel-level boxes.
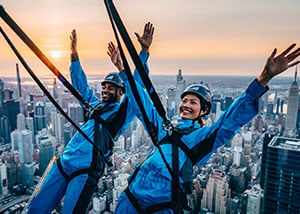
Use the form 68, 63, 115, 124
200, 110, 207, 117
117, 88, 124, 97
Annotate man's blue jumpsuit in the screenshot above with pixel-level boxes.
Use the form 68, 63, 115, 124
115, 72, 268, 213
28, 51, 149, 214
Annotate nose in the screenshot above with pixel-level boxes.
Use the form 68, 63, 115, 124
183, 101, 190, 107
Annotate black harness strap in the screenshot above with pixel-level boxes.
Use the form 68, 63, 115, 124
56, 158, 70, 181
172, 142, 180, 213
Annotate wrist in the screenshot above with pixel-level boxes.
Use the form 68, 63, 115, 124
142, 46, 149, 53
257, 69, 272, 88
71, 53, 79, 62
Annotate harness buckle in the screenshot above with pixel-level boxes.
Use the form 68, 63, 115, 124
162, 120, 173, 136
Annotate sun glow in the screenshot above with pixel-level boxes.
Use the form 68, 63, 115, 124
49, 51, 62, 59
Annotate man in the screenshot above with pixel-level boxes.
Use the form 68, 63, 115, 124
28, 22, 154, 213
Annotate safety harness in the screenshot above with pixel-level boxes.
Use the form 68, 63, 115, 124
0, 5, 123, 167
56, 99, 129, 182
104, 1, 211, 212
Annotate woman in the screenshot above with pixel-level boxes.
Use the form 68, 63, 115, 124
108, 43, 300, 213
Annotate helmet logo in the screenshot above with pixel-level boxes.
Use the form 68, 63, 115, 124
106, 75, 114, 80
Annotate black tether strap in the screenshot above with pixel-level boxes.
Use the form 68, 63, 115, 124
0, 5, 92, 111
104, 0, 169, 126
0, 27, 112, 167
104, 0, 177, 177
104, 1, 188, 212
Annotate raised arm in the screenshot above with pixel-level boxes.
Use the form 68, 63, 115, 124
69, 30, 99, 105
108, 22, 154, 87
257, 43, 300, 87
194, 44, 300, 165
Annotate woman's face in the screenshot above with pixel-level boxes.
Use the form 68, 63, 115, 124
178, 94, 201, 120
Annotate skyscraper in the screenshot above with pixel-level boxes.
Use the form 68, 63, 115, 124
201, 169, 231, 213
0, 161, 8, 195
53, 78, 58, 99
17, 113, 26, 131
39, 138, 54, 176
16, 63, 22, 98
284, 69, 299, 137
18, 130, 33, 164
263, 136, 300, 213
175, 69, 185, 113
68, 102, 84, 125
0, 79, 4, 108
246, 184, 263, 214
34, 101, 46, 133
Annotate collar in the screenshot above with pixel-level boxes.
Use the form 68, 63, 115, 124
176, 118, 200, 129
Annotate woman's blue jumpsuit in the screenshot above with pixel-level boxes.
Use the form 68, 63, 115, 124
28, 51, 149, 213
115, 72, 268, 213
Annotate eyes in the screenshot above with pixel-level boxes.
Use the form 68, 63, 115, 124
102, 85, 116, 91
182, 98, 199, 105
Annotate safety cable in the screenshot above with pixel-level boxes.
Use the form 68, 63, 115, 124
104, 0, 170, 128
0, 5, 92, 111
0, 26, 112, 167
104, 1, 184, 211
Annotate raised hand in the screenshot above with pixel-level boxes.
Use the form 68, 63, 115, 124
70, 29, 77, 54
258, 43, 300, 87
135, 22, 154, 53
107, 42, 124, 71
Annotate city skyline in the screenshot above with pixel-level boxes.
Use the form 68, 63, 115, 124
0, 0, 300, 78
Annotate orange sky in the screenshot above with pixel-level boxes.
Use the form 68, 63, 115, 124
0, 0, 300, 78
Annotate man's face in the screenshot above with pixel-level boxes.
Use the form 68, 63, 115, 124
101, 82, 123, 103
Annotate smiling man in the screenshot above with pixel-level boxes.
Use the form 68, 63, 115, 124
28, 22, 154, 214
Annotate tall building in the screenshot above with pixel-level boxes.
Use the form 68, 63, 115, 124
18, 129, 33, 164
167, 88, 176, 118
34, 101, 46, 133
0, 79, 4, 108
175, 69, 186, 113
53, 78, 58, 99
3, 99, 20, 131
242, 131, 252, 167
0, 161, 8, 195
201, 169, 231, 213
17, 113, 26, 131
68, 102, 84, 125
39, 138, 54, 176
10, 130, 19, 151
0, 115, 10, 144
260, 132, 276, 189
284, 69, 299, 137
246, 184, 263, 214
25, 116, 35, 144
263, 136, 300, 213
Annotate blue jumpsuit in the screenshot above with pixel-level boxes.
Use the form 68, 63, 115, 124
28, 51, 149, 214
115, 72, 268, 213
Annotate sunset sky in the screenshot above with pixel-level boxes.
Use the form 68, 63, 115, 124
0, 0, 300, 78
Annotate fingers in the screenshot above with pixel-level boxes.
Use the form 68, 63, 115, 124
144, 22, 154, 36
287, 47, 300, 61
288, 61, 300, 68
134, 32, 140, 40
270, 48, 277, 58
279, 43, 296, 57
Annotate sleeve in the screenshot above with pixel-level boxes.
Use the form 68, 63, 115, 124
120, 71, 166, 142
194, 79, 268, 166
133, 50, 150, 88
70, 57, 100, 106
115, 51, 152, 136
